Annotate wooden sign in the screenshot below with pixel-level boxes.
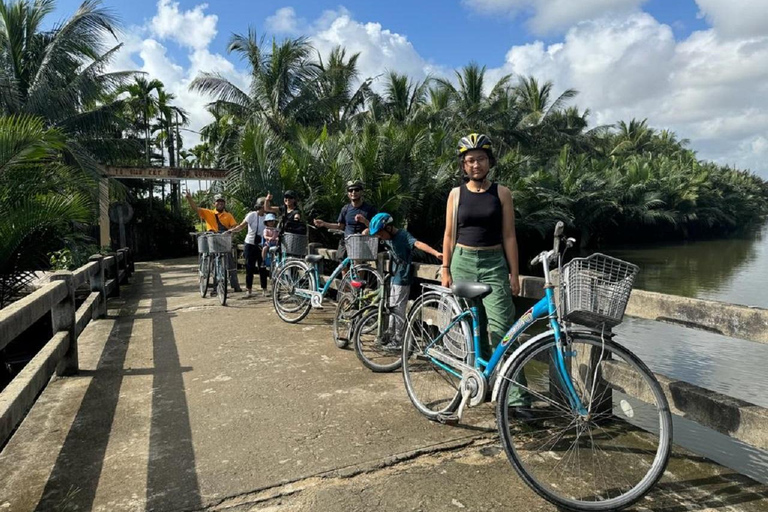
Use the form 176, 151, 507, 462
105, 166, 228, 180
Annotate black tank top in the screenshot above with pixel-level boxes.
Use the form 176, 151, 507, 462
456, 182, 503, 247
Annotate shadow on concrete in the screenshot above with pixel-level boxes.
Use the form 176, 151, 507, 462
646, 472, 768, 511
34, 274, 144, 511
145, 271, 202, 510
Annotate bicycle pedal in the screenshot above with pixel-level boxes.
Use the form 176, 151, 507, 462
435, 413, 459, 425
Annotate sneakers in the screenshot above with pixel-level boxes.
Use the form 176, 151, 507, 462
246, 289, 252, 297
262, 289, 268, 297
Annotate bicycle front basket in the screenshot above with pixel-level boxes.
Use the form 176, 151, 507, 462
207, 233, 232, 253
281, 232, 307, 256
561, 253, 639, 329
197, 234, 209, 254
346, 234, 378, 261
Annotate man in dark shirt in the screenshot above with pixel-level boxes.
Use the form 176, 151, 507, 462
313, 180, 377, 260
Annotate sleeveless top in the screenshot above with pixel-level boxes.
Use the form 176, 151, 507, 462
456, 182, 503, 247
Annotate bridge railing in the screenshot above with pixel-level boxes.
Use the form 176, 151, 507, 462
0, 248, 132, 447
307, 247, 768, 453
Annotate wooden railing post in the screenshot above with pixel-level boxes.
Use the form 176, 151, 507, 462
50, 271, 77, 376
89, 254, 107, 317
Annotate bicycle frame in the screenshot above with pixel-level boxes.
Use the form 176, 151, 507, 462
300, 257, 355, 298
424, 284, 588, 416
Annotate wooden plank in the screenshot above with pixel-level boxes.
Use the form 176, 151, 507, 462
0, 281, 67, 351
0, 332, 69, 446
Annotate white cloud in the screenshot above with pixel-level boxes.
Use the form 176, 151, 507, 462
309, 10, 448, 91
486, 12, 768, 177
462, 0, 647, 34
149, 0, 218, 50
266, 7, 301, 35
695, 0, 768, 39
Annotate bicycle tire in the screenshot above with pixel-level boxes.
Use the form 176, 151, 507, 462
402, 291, 473, 419
272, 260, 315, 323
354, 307, 405, 373
199, 255, 210, 298
216, 256, 227, 306
332, 293, 357, 349
496, 332, 672, 511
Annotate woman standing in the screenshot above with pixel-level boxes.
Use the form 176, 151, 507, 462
227, 197, 268, 296
440, 133, 527, 410
265, 189, 306, 235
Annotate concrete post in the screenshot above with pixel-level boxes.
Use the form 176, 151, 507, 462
99, 177, 110, 249
89, 254, 107, 317
108, 252, 120, 297
574, 342, 613, 418
50, 272, 77, 376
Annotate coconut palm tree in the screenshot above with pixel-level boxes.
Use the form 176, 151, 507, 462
118, 76, 164, 165
0, 0, 134, 171
0, 115, 93, 307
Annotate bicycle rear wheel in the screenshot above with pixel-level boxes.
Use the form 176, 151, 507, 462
354, 307, 405, 372
272, 261, 315, 323
332, 293, 356, 349
401, 292, 473, 419
496, 333, 672, 511
198, 255, 210, 298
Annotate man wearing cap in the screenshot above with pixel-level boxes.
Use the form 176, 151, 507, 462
185, 191, 242, 292
313, 180, 377, 260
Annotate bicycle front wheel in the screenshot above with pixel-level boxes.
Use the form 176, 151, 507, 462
496, 333, 672, 511
216, 256, 227, 306
199, 255, 210, 298
402, 291, 473, 419
272, 261, 315, 323
354, 307, 405, 373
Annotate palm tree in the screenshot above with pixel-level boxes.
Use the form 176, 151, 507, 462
118, 76, 164, 165
191, 30, 318, 139
0, 115, 93, 307
0, 0, 134, 171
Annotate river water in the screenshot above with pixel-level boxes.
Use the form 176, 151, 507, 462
600, 222, 768, 482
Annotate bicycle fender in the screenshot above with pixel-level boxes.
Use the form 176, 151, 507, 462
490, 328, 606, 403
491, 330, 556, 403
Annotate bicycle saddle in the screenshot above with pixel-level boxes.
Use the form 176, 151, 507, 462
451, 281, 492, 300
305, 254, 323, 264
269, 246, 279, 253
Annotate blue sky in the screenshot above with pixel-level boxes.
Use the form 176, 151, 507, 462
48, 0, 768, 177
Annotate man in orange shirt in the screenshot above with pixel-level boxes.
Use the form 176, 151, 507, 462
185, 191, 242, 292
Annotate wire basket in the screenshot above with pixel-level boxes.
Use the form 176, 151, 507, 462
346, 234, 378, 261
207, 233, 232, 253
281, 232, 307, 256
421, 284, 472, 360
560, 253, 639, 328
197, 234, 209, 254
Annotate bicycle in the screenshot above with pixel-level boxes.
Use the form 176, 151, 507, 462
266, 231, 309, 282
402, 222, 672, 511
207, 232, 232, 306
350, 247, 415, 372
272, 233, 384, 327
192, 232, 212, 298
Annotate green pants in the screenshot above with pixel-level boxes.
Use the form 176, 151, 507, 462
450, 246, 528, 406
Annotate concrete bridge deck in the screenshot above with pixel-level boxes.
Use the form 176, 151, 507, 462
1, 258, 767, 512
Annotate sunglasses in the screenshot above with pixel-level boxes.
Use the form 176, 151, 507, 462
347, 187, 362, 193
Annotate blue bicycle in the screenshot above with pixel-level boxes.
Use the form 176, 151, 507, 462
272, 233, 383, 325
402, 222, 671, 511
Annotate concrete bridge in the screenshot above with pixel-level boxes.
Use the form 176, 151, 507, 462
1, 256, 768, 511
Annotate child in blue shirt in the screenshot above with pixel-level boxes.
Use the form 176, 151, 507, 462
368, 213, 442, 343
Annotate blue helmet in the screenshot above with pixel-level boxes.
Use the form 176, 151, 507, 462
369, 212, 393, 235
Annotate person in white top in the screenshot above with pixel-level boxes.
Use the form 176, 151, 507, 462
227, 197, 268, 296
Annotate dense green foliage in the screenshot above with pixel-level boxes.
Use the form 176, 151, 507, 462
187, 33, 768, 265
